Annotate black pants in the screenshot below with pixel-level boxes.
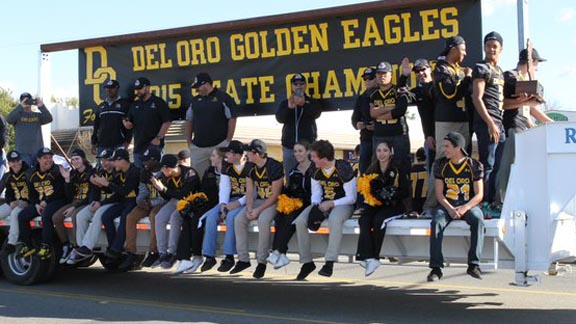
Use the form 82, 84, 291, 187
272, 208, 303, 254
18, 200, 67, 246
176, 213, 204, 260
101, 199, 137, 253
356, 205, 403, 261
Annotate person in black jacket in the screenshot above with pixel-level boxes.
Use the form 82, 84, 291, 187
351, 67, 377, 174
17, 148, 67, 260
94, 149, 139, 261
91, 80, 132, 161
276, 73, 322, 176
51, 149, 95, 264
0, 151, 30, 255
148, 155, 202, 272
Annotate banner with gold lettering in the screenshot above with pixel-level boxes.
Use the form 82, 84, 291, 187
78, 0, 481, 125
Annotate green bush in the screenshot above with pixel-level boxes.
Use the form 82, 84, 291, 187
0, 87, 18, 151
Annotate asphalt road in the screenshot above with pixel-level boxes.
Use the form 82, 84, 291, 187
1, 259, 575, 324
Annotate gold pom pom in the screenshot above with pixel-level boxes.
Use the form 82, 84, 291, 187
357, 173, 382, 207
276, 194, 304, 215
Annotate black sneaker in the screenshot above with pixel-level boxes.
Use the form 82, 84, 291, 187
201, 257, 217, 272
253, 263, 266, 279
427, 267, 443, 282
217, 257, 235, 272
142, 251, 159, 268
467, 265, 483, 279
118, 253, 139, 271
1, 244, 16, 256
160, 253, 177, 269
229, 261, 251, 274
104, 248, 121, 260
75, 246, 93, 257
296, 262, 316, 280
318, 262, 334, 277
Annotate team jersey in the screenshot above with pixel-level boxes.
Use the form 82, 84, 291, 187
66, 165, 95, 207
3, 164, 30, 203
28, 165, 67, 204
224, 161, 253, 198
313, 159, 355, 202
433, 59, 471, 122
410, 162, 428, 213
248, 158, 283, 200
472, 61, 505, 125
160, 165, 202, 200
93, 168, 115, 202
503, 69, 531, 132
434, 157, 484, 207
138, 168, 162, 201
369, 86, 409, 137
102, 164, 139, 204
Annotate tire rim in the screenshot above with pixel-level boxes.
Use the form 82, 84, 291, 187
7, 252, 32, 276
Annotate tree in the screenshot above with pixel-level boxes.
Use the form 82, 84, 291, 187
0, 87, 17, 151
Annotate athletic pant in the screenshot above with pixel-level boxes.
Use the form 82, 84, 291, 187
155, 199, 182, 255
76, 203, 118, 250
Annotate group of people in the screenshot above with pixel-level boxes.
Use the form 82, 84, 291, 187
0, 30, 552, 282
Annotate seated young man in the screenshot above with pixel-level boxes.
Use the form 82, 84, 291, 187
428, 132, 485, 281
294, 140, 357, 280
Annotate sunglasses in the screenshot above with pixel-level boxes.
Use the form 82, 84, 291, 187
292, 82, 306, 86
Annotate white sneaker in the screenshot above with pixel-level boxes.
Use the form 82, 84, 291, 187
266, 250, 280, 266
365, 258, 381, 277
359, 260, 367, 269
274, 253, 290, 269
183, 256, 203, 274
66, 250, 77, 265
173, 259, 194, 274
59, 245, 72, 264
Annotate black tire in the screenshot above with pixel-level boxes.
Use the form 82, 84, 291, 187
33, 240, 62, 284
0, 231, 44, 285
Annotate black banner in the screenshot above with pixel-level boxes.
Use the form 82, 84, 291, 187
78, 0, 482, 126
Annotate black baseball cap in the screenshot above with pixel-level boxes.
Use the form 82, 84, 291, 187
224, 140, 245, 155
519, 48, 546, 62
362, 67, 376, 79
104, 80, 120, 88
441, 35, 466, 56
244, 139, 267, 155
191, 73, 212, 88
7, 150, 21, 162
484, 31, 503, 45
412, 59, 430, 72
444, 132, 468, 156
134, 77, 151, 90
97, 149, 114, 159
160, 154, 178, 168
111, 149, 130, 162
70, 149, 86, 159
177, 149, 191, 160
375, 62, 392, 73
37, 147, 54, 158
142, 146, 162, 162
291, 73, 306, 84
19, 92, 33, 101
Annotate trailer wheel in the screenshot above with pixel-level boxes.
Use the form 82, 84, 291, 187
0, 233, 44, 285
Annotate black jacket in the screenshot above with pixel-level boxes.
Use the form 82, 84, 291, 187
276, 96, 322, 148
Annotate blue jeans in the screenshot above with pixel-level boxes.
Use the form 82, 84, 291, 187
474, 122, 506, 203
202, 198, 242, 257
358, 140, 373, 175
429, 206, 485, 268
102, 199, 137, 252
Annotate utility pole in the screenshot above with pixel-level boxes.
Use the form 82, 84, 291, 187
517, 0, 529, 51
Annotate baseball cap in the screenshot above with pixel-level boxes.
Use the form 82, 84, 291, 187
191, 72, 212, 88
224, 140, 245, 155
290, 73, 306, 84
444, 132, 468, 156
134, 77, 151, 90
19, 92, 33, 101
70, 149, 86, 159
177, 149, 191, 160
484, 31, 503, 45
362, 67, 376, 80
441, 35, 466, 56
244, 139, 267, 155
37, 147, 54, 158
375, 62, 392, 73
104, 80, 120, 88
97, 149, 114, 159
7, 150, 21, 162
159, 154, 178, 168
307, 205, 327, 231
519, 48, 546, 62
142, 146, 162, 162
110, 149, 130, 162
412, 59, 430, 72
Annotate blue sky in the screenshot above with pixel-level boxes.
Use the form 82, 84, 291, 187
0, 0, 574, 110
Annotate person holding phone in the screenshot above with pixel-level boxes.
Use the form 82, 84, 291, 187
275, 73, 322, 177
